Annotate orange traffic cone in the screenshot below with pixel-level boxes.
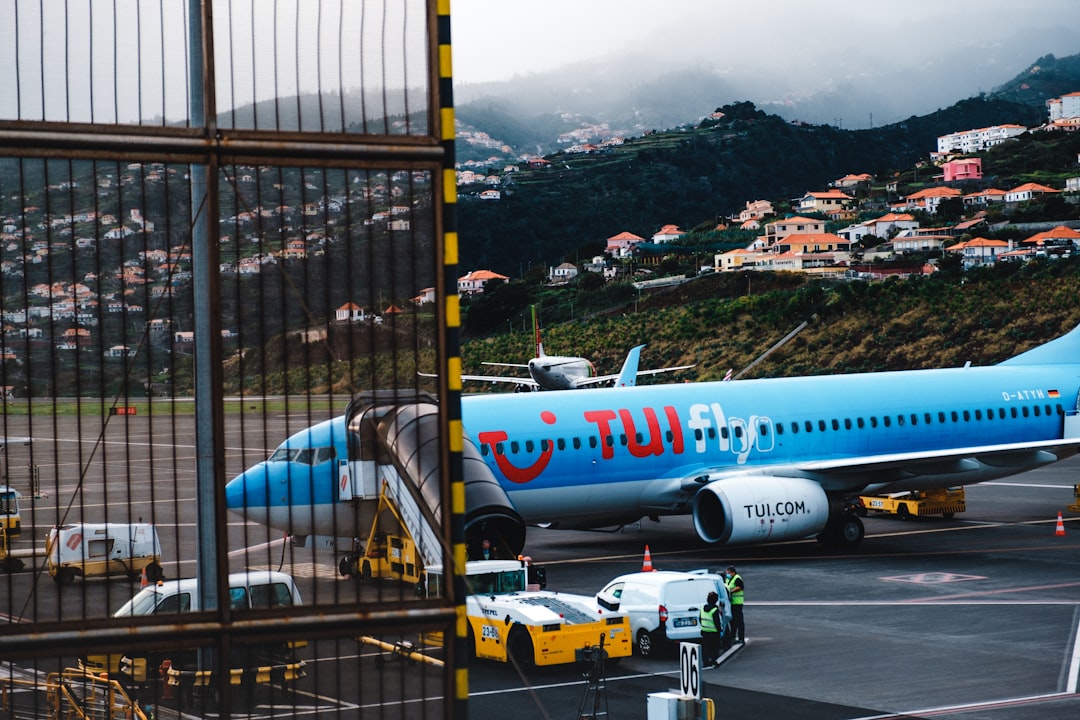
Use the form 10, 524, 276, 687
1055, 512, 1066, 537
642, 545, 654, 572
140, 566, 149, 588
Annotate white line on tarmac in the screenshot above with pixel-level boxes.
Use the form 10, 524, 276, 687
846, 691, 1076, 719
1068, 614, 1080, 694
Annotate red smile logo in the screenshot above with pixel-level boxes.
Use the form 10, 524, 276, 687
478, 411, 557, 484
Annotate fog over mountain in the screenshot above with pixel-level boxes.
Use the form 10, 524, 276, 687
453, 2, 1080, 132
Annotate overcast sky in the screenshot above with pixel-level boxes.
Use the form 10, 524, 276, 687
451, 0, 1080, 86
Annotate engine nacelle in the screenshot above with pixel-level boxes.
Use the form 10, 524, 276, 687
692, 475, 830, 545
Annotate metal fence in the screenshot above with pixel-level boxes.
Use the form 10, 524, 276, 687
0, 1, 463, 718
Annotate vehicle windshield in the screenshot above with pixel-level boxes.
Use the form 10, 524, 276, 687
0, 492, 16, 514
114, 589, 166, 617
267, 448, 298, 463
469, 570, 525, 595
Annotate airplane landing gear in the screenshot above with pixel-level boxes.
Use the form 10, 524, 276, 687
817, 507, 865, 548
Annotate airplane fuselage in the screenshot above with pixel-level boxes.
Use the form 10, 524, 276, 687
225, 324, 1080, 550
527, 355, 597, 391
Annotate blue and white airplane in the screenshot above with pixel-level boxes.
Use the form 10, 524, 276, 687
225, 324, 1080, 562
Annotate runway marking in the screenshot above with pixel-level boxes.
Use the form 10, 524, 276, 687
880, 572, 983, 584
982, 481, 1079, 489
1068, 613, 1080, 694
847, 691, 1076, 719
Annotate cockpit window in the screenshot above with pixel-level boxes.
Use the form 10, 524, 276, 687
268, 448, 298, 462
267, 446, 335, 465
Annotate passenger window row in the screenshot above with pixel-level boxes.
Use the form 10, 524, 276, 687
773, 403, 1062, 436
479, 403, 1064, 457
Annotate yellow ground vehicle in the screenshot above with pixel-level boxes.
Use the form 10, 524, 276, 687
339, 486, 422, 583
0, 484, 22, 537
421, 558, 632, 669
1068, 484, 1080, 513
0, 527, 21, 572
857, 487, 965, 519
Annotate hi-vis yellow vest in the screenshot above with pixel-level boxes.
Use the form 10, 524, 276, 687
726, 574, 744, 605
699, 605, 718, 633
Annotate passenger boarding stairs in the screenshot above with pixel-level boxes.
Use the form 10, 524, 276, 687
338, 391, 525, 569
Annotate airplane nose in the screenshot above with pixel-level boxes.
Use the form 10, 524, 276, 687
225, 464, 270, 517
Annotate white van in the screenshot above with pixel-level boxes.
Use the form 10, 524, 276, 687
81, 569, 305, 681
596, 569, 731, 657
47, 523, 163, 585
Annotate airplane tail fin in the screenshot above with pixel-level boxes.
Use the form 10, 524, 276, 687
532, 305, 545, 358
999, 324, 1080, 366
615, 345, 645, 387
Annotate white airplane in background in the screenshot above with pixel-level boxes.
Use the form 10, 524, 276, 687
460, 306, 693, 391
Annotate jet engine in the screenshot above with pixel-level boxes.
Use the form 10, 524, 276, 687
692, 475, 830, 545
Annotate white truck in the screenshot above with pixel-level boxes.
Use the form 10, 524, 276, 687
46, 523, 164, 585
421, 558, 632, 669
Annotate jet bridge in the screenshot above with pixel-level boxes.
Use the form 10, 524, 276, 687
340, 391, 525, 573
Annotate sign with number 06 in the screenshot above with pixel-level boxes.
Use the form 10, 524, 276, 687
680, 642, 702, 699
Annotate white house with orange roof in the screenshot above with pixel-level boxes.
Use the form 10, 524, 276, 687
412, 287, 436, 305
892, 233, 951, 254
651, 224, 686, 244
335, 302, 370, 322
775, 233, 851, 254
946, 237, 1011, 268
1005, 183, 1060, 203
963, 188, 1008, 207
736, 200, 774, 222
839, 213, 920, 244
796, 190, 852, 214
458, 269, 509, 295
899, 186, 963, 214
1022, 225, 1080, 254
760, 216, 825, 247
831, 173, 873, 190
867, 212, 919, 237
605, 230, 645, 257
716, 248, 762, 272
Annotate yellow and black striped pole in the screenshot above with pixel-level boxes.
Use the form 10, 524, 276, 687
435, 2, 469, 718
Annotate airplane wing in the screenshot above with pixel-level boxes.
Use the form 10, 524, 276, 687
634, 365, 696, 378
419, 371, 540, 390
572, 364, 696, 389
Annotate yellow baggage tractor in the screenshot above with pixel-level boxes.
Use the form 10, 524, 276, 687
418, 558, 632, 670
857, 487, 965, 520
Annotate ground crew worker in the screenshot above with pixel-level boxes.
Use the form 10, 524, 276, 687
699, 590, 722, 667
725, 565, 745, 643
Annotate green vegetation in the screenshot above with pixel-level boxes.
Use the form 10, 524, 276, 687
456, 259, 1080, 388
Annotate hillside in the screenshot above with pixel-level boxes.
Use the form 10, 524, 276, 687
990, 53, 1080, 107
233, 259, 1080, 396
456, 97, 1045, 274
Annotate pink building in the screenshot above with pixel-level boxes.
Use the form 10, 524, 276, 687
942, 158, 982, 182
